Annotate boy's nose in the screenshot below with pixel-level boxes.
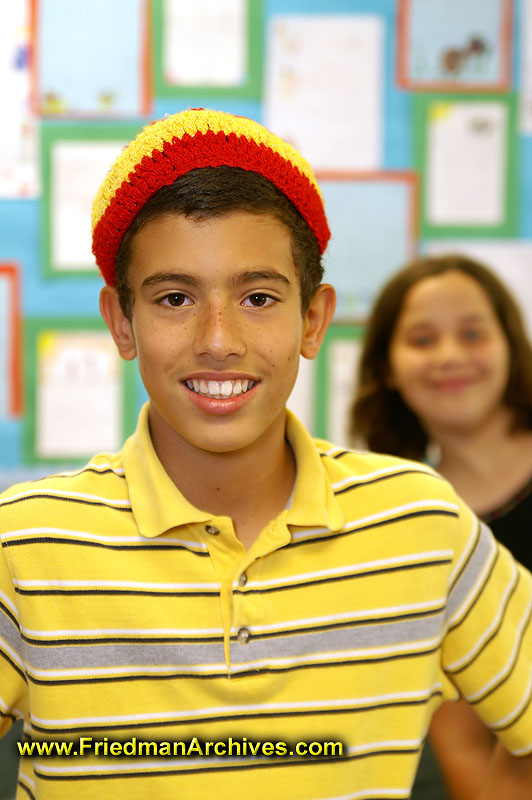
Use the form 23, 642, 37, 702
193, 304, 246, 361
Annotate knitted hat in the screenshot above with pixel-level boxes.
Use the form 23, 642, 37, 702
92, 108, 330, 285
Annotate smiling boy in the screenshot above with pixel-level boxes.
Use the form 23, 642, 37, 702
0, 109, 531, 799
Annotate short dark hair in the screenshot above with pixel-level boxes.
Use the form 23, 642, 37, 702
350, 253, 532, 460
114, 166, 323, 319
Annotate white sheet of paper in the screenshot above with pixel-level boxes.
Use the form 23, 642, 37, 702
286, 356, 316, 434
163, 0, 246, 86
265, 15, 383, 170
0, 275, 11, 419
427, 100, 508, 226
426, 100, 507, 225
426, 240, 532, 339
327, 338, 362, 448
51, 141, 128, 270
0, 1, 38, 197
36, 331, 122, 458
521, 0, 532, 133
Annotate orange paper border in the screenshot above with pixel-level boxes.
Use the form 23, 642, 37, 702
316, 170, 419, 258
0, 263, 22, 416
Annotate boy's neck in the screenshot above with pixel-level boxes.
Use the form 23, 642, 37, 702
147, 405, 296, 549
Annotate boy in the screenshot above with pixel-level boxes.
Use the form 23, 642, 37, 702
0, 109, 531, 799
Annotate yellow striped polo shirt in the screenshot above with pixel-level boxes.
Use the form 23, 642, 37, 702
0, 404, 531, 800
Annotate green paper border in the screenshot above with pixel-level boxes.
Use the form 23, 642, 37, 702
414, 93, 518, 238
315, 323, 365, 441
152, 0, 263, 100
24, 318, 138, 465
41, 122, 143, 278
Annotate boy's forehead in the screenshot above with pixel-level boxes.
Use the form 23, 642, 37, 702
91, 108, 329, 287
127, 210, 299, 287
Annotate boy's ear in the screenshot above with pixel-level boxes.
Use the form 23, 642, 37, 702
99, 286, 137, 361
300, 283, 336, 359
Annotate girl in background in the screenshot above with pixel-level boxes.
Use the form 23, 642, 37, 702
351, 253, 532, 800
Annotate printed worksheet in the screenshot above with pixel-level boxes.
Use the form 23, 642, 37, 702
426, 100, 507, 225
35, 331, 122, 458
51, 140, 129, 271
163, 0, 247, 86
0, 1, 38, 196
326, 338, 362, 448
265, 15, 384, 170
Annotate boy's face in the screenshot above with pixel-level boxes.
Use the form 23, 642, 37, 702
101, 210, 335, 457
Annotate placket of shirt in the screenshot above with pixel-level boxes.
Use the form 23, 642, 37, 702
200, 514, 291, 674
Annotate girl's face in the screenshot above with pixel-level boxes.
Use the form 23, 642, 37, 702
388, 270, 511, 438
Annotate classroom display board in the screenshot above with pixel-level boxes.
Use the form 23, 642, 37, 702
0, 0, 531, 482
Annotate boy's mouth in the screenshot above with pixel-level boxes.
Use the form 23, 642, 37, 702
184, 379, 257, 399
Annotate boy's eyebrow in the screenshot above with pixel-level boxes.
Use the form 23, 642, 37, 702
232, 269, 291, 287
142, 272, 202, 288
141, 269, 292, 289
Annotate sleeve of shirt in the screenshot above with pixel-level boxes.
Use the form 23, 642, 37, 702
441, 496, 532, 756
0, 504, 28, 737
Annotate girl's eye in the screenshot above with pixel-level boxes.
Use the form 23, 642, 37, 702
160, 293, 192, 307
461, 328, 483, 341
243, 293, 276, 308
408, 335, 434, 348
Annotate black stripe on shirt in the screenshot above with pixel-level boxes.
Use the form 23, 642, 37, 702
3, 537, 208, 555
0, 494, 132, 512
334, 469, 443, 495
288, 509, 459, 549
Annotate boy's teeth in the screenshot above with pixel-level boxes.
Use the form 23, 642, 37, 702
186, 379, 254, 398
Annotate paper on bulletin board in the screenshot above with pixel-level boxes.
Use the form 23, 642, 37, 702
51, 140, 129, 271
0, 1, 38, 197
426, 240, 532, 339
35, 331, 122, 459
320, 173, 417, 319
520, 0, 532, 133
426, 100, 507, 226
326, 337, 362, 449
398, 0, 512, 90
265, 15, 384, 170
34, 0, 149, 116
163, 0, 247, 87
0, 266, 21, 419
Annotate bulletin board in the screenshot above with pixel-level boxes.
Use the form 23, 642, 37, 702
0, 0, 530, 477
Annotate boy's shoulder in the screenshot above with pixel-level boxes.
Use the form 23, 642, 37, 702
313, 436, 460, 506
0, 451, 129, 531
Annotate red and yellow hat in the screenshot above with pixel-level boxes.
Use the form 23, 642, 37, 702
91, 108, 330, 285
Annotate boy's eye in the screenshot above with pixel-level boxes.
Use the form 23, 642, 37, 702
243, 293, 276, 308
160, 293, 192, 307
